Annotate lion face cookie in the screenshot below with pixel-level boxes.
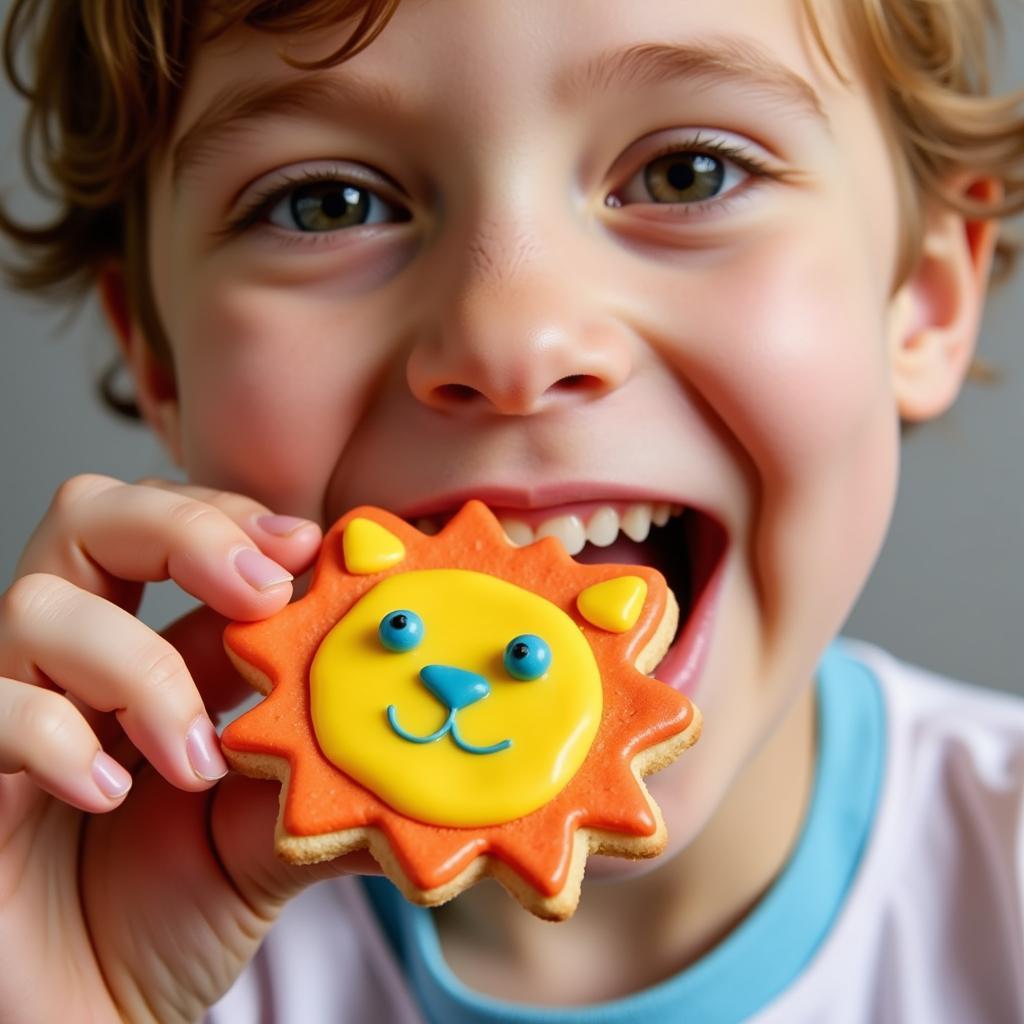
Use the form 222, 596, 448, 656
220, 501, 701, 920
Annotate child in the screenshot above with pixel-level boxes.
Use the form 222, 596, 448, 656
1, 0, 1023, 1021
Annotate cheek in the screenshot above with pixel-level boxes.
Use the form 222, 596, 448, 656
720, 239, 899, 655
694, 235, 896, 483
172, 285, 386, 514
647, 226, 900, 660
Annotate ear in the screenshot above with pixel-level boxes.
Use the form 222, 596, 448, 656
887, 175, 1002, 422
576, 576, 648, 633
97, 263, 184, 465
342, 518, 407, 574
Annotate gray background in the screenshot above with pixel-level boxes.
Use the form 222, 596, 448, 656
1, 2, 1021, 695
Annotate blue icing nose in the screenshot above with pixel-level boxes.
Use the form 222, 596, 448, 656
419, 664, 490, 711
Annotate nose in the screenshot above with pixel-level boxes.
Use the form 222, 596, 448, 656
419, 664, 490, 711
406, 226, 633, 416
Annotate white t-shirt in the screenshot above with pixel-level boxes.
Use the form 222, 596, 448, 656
206, 640, 1024, 1023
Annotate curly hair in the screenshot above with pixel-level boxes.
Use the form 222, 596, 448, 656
2, 0, 1022, 414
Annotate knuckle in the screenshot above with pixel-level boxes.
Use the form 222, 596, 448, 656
16, 689, 80, 750
49, 474, 117, 519
131, 643, 191, 697
1, 573, 71, 630
165, 498, 222, 533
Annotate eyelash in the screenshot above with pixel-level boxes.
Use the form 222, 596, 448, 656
222, 134, 780, 242
220, 167, 405, 241
612, 133, 782, 214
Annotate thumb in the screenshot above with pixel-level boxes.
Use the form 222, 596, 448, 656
176, 607, 384, 903
209, 772, 382, 909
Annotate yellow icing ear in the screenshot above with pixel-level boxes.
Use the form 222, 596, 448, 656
576, 576, 648, 633
343, 518, 406, 574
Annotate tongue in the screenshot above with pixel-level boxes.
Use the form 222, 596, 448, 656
572, 521, 692, 618
573, 535, 674, 576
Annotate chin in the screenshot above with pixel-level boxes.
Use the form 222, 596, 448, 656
582, 851, 672, 886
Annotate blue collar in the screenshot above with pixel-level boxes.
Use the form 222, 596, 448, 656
362, 641, 886, 1023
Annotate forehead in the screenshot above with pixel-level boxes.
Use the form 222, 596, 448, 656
158, 0, 898, 293
171, 0, 866, 158
193, 0, 825, 81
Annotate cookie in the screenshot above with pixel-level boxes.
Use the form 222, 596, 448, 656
220, 500, 701, 920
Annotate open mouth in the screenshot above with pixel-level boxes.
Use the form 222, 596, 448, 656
408, 500, 728, 696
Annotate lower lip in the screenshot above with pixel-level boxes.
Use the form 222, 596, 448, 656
653, 524, 726, 698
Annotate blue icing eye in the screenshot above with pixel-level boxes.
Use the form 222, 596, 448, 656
378, 610, 424, 652
503, 634, 551, 681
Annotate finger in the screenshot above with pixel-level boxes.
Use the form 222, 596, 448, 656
134, 479, 322, 575
0, 574, 228, 791
162, 605, 254, 720
0, 677, 133, 813
16, 474, 316, 622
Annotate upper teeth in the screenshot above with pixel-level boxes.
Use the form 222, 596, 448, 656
415, 502, 683, 555
504, 502, 681, 555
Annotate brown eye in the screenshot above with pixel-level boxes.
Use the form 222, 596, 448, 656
644, 152, 725, 203
290, 182, 371, 231
264, 177, 410, 234
609, 136, 770, 211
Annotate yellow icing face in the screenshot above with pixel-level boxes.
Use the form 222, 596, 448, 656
309, 569, 603, 827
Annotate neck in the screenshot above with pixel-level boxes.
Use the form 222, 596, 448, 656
434, 683, 818, 1005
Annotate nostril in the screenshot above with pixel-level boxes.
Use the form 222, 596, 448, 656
433, 383, 481, 404
429, 374, 608, 413
556, 374, 599, 391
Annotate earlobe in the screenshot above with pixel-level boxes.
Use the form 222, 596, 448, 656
888, 175, 1001, 423
97, 263, 184, 466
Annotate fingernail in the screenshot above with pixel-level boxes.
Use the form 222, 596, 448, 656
92, 751, 132, 800
186, 716, 229, 782
257, 514, 316, 538
233, 548, 293, 591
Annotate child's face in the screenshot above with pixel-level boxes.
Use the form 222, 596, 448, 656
143, 0, 913, 854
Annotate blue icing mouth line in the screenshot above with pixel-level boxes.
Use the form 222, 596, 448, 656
386, 704, 511, 755
450, 718, 511, 755
386, 704, 455, 745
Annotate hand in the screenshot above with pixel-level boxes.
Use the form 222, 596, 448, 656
0, 475, 375, 1023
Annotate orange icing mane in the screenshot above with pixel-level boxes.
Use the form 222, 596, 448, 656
221, 501, 696, 899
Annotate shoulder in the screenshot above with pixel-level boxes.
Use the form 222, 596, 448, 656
844, 641, 1024, 1006
842, 638, 1024, 848
757, 641, 1024, 1023
840, 637, 1024, 754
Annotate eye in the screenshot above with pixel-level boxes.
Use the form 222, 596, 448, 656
503, 634, 552, 681
378, 610, 425, 652
225, 168, 412, 238
609, 135, 774, 209
268, 178, 408, 233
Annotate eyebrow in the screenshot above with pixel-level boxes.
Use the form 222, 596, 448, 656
171, 34, 829, 190
171, 73, 406, 191
555, 36, 830, 130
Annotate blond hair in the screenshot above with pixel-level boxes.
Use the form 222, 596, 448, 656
2, 0, 1022, 396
